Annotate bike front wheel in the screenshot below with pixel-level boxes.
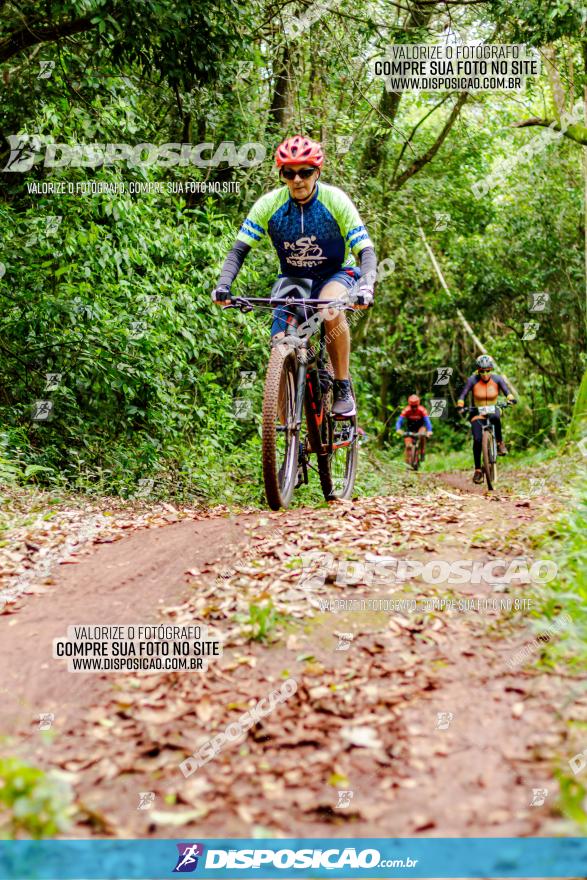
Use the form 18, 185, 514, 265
262, 345, 300, 510
410, 437, 420, 471
481, 429, 497, 490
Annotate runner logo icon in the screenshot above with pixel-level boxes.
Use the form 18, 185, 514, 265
173, 843, 205, 872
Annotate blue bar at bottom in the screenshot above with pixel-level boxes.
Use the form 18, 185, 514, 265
0, 838, 586, 879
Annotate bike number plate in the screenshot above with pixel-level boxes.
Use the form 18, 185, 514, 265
478, 405, 496, 415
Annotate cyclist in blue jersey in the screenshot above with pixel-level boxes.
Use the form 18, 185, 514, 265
212, 135, 377, 417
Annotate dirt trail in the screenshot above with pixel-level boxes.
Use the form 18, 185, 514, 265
1, 512, 259, 734
0, 473, 581, 839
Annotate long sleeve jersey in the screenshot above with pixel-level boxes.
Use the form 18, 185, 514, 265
236, 182, 374, 281
457, 373, 512, 407
395, 404, 433, 432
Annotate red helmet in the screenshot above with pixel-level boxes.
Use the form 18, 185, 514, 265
408, 394, 420, 406
275, 135, 324, 168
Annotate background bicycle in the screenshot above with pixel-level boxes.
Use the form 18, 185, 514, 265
461, 401, 514, 490
404, 430, 426, 471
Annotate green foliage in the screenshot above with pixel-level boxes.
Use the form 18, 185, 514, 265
0, 434, 22, 485
0, 758, 74, 839
0, 0, 248, 89
534, 478, 587, 671
556, 770, 587, 831
488, 0, 587, 48
567, 367, 587, 442
0, 0, 584, 503
0, 192, 271, 499
236, 601, 290, 642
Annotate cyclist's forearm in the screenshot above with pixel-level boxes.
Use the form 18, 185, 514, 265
217, 240, 251, 288
358, 246, 377, 289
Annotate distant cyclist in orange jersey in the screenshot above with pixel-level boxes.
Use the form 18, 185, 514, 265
457, 355, 517, 484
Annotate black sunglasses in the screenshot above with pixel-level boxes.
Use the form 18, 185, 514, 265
478, 368, 491, 374
281, 167, 316, 180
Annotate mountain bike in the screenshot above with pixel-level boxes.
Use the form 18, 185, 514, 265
223, 280, 360, 510
404, 430, 425, 471
461, 402, 513, 490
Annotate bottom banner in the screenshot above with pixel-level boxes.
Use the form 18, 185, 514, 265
0, 838, 586, 879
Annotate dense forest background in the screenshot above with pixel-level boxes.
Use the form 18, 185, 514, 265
0, 0, 585, 503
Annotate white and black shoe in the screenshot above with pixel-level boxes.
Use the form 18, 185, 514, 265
332, 379, 356, 418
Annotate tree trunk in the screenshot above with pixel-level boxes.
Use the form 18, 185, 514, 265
267, 46, 289, 131
378, 370, 392, 445
361, 1, 435, 173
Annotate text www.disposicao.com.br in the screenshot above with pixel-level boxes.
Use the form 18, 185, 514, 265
71, 657, 198, 671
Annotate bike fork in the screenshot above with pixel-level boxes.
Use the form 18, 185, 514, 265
295, 362, 307, 426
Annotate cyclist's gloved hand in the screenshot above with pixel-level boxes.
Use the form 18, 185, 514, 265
508, 397, 517, 405
396, 430, 404, 436
427, 431, 433, 438
354, 287, 374, 309
211, 285, 232, 305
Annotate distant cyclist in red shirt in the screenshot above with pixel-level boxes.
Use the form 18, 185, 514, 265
396, 395, 433, 464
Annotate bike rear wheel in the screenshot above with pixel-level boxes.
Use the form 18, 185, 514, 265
262, 345, 300, 510
481, 429, 497, 490
312, 378, 358, 501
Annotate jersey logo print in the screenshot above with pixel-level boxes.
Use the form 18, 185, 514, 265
283, 235, 327, 268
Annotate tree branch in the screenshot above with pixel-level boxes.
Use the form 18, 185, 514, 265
390, 93, 452, 184
0, 16, 95, 64
361, 1, 436, 172
513, 117, 587, 145
392, 91, 468, 190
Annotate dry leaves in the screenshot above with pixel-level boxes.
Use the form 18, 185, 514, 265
2, 482, 562, 838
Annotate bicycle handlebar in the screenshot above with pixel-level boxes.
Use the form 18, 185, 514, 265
222, 295, 357, 312
458, 400, 515, 415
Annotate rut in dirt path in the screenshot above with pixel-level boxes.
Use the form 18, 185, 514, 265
1, 483, 581, 839
0, 510, 262, 735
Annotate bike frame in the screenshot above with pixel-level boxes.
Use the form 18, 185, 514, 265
292, 324, 356, 455
226, 295, 355, 455
476, 419, 496, 445
404, 429, 425, 468
299, 338, 323, 440
463, 401, 513, 459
